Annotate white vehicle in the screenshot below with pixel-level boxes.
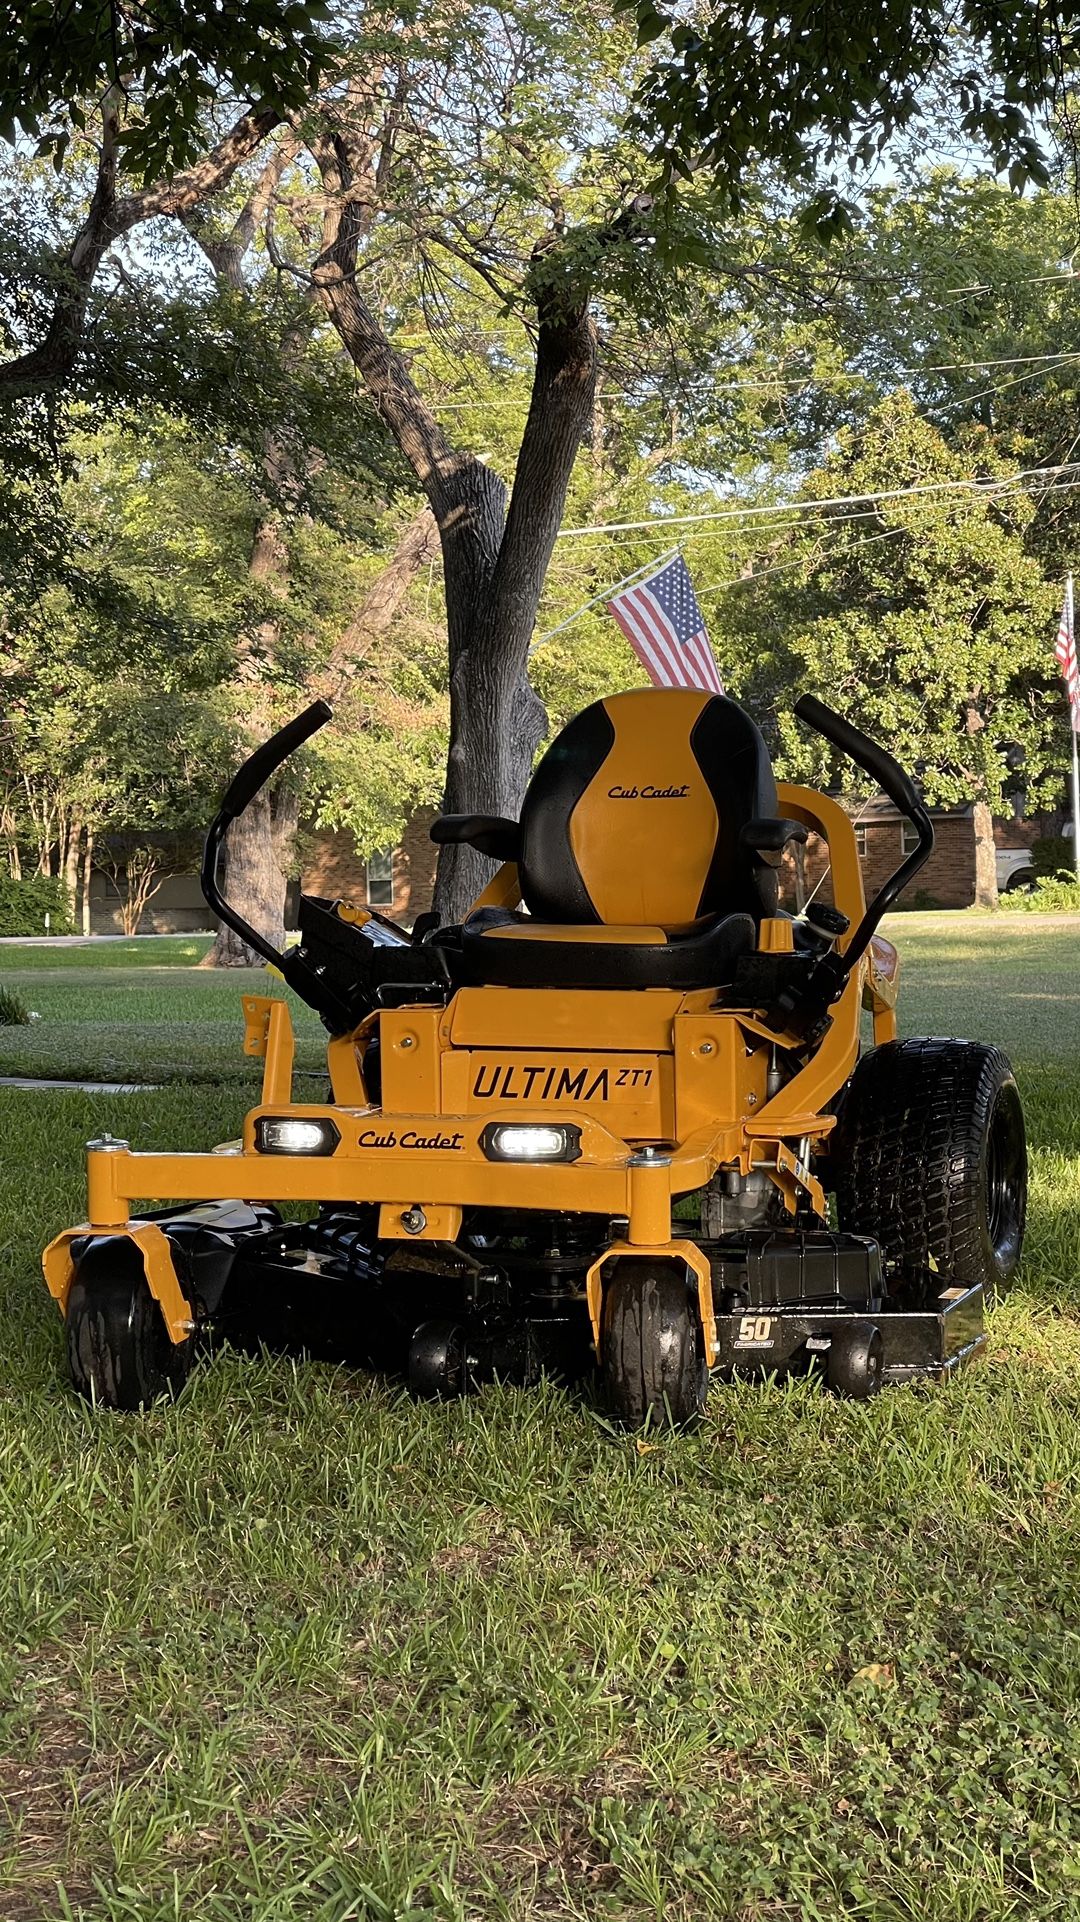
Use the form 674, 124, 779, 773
996, 847, 1036, 894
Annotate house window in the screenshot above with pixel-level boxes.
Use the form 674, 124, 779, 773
901, 822, 921, 856
365, 848, 395, 907
854, 825, 868, 858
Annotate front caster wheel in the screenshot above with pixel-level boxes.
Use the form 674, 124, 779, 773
66, 1265, 194, 1410
408, 1319, 469, 1399
825, 1321, 883, 1401
600, 1260, 709, 1430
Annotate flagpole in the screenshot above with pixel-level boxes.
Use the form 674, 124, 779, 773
1068, 575, 1080, 882
528, 548, 680, 654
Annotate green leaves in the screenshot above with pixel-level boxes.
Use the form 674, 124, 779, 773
719, 393, 1064, 813
0, 1, 340, 182
618, 1, 1074, 216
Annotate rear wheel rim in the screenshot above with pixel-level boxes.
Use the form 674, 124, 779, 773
984, 1085, 1026, 1271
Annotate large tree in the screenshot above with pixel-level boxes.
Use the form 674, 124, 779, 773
5, 1, 1078, 934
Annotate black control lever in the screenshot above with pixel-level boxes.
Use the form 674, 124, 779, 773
201, 702, 333, 972
787, 695, 934, 1027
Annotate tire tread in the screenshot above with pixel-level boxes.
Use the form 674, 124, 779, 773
833, 1037, 1026, 1294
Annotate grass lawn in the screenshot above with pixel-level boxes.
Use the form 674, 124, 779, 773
1, 915, 1078, 1920
0, 938, 326, 1087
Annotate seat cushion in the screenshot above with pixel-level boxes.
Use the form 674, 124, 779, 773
444, 909, 757, 990
483, 923, 671, 945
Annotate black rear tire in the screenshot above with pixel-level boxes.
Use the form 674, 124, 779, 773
834, 1038, 1026, 1300
600, 1260, 709, 1429
66, 1266, 194, 1410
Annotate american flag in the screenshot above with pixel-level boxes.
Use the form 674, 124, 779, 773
607, 553, 724, 694
1055, 575, 1079, 733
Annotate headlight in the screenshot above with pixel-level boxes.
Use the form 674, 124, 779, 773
481, 1122, 581, 1163
254, 1115, 341, 1155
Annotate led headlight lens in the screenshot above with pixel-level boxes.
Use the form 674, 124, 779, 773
255, 1116, 341, 1155
481, 1122, 581, 1163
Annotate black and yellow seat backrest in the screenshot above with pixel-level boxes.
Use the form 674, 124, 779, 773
517, 688, 780, 929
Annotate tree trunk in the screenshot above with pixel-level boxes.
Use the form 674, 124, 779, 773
80, 827, 94, 936
972, 799, 998, 910
433, 463, 525, 918
427, 303, 597, 922
205, 496, 292, 966
62, 819, 81, 917
964, 701, 998, 911
435, 608, 547, 919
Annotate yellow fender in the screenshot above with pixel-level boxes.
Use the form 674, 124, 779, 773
42, 1221, 194, 1345
586, 1240, 718, 1368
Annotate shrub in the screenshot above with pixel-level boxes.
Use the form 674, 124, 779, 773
1032, 836, 1074, 880
998, 872, 1080, 913
0, 874, 75, 938
904, 888, 944, 911
0, 986, 30, 1025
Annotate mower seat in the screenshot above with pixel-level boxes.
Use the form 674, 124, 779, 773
435, 688, 796, 992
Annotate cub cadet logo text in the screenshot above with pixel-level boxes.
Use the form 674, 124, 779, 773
472, 1063, 653, 1101
608, 783, 689, 800
358, 1128, 464, 1150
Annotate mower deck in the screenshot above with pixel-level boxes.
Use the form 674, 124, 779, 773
48, 1191, 987, 1401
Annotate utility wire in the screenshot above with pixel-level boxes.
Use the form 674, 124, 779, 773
567, 474, 1080, 552
553, 461, 1080, 540
534, 476, 1080, 642
413, 348, 1080, 411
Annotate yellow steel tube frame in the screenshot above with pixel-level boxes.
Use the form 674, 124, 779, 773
43, 784, 896, 1370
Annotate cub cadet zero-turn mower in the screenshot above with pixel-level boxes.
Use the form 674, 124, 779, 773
43, 689, 1027, 1423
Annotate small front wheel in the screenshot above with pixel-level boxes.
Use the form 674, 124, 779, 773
408, 1319, 468, 1398
826, 1321, 884, 1400
600, 1260, 709, 1430
66, 1263, 194, 1410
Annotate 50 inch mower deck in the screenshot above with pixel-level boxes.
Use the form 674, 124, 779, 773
43, 689, 1028, 1423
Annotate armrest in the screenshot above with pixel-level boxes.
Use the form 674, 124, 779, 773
430, 813, 521, 861
740, 817, 810, 853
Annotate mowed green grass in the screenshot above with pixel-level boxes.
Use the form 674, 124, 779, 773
0, 938, 326, 1086
1, 918, 1079, 1921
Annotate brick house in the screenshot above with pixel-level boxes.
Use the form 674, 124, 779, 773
293, 810, 439, 925
87, 814, 440, 934
86, 791, 1055, 933
790, 797, 979, 911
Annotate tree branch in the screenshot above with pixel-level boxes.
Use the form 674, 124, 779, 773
120, 105, 283, 223
180, 132, 299, 290
1, 102, 282, 396
313, 504, 440, 703
307, 116, 491, 520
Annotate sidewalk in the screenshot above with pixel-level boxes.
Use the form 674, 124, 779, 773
0, 932, 211, 946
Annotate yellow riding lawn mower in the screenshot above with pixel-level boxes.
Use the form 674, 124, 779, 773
44, 689, 1027, 1423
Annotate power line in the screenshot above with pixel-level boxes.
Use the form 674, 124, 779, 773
534, 476, 1080, 646
552, 461, 1080, 539
412, 347, 1080, 411
578, 472, 1080, 550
